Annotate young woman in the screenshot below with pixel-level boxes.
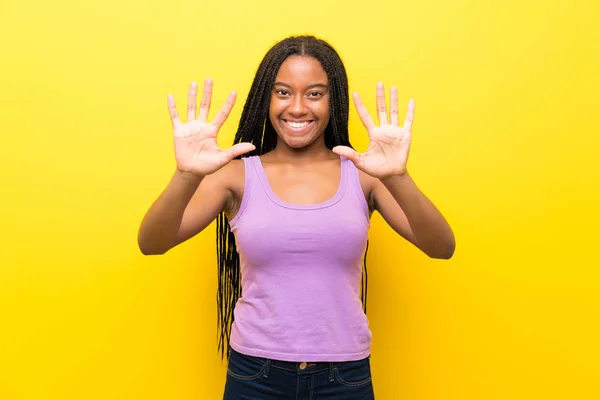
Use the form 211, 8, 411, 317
138, 35, 455, 399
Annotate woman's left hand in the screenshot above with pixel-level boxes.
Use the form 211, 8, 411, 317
333, 83, 414, 179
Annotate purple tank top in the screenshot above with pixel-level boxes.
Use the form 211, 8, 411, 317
228, 155, 372, 362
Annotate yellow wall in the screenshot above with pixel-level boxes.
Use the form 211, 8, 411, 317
1, 0, 599, 398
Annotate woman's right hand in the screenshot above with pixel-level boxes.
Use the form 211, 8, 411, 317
167, 79, 255, 177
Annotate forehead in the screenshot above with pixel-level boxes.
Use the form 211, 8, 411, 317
274, 55, 328, 85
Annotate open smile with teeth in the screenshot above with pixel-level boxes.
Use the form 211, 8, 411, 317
283, 120, 314, 133
286, 120, 311, 127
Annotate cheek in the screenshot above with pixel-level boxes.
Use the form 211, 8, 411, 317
268, 104, 275, 124
269, 99, 286, 119
268, 98, 276, 117
315, 101, 331, 123
268, 102, 281, 126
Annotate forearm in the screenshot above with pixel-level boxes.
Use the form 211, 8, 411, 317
138, 170, 204, 255
381, 173, 455, 259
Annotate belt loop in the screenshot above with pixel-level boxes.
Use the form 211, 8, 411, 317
263, 359, 271, 378
329, 363, 335, 382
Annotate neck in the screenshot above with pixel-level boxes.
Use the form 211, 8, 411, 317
270, 142, 336, 163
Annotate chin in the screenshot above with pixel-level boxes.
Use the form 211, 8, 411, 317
282, 135, 316, 149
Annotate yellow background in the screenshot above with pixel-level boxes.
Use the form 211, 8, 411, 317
1, 0, 599, 398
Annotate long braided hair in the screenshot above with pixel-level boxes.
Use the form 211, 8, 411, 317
216, 35, 369, 359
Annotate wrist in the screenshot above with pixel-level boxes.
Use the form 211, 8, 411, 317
380, 171, 411, 186
175, 169, 204, 184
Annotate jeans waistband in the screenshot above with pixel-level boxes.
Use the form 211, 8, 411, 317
268, 358, 342, 373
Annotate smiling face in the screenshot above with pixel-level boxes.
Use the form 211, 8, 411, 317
269, 55, 331, 151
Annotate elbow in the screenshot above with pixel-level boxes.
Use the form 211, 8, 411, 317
137, 235, 169, 256
138, 243, 166, 256
424, 238, 456, 260
139, 246, 167, 256
429, 247, 455, 260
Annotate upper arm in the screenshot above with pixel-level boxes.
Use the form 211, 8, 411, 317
359, 170, 418, 246
174, 160, 242, 246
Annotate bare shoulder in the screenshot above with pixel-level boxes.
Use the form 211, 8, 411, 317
225, 158, 246, 193
198, 158, 244, 189
187, 159, 245, 215
215, 158, 246, 217
219, 158, 245, 181
357, 168, 377, 212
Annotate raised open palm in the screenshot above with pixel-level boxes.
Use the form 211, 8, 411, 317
168, 79, 255, 176
333, 83, 414, 179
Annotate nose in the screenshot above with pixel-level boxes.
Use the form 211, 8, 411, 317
288, 94, 307, 116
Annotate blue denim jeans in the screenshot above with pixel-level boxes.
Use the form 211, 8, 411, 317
223, 348, 375, 399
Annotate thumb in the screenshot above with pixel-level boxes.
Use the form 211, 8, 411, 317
332, 145, 361, 165
224, 142, 256, 161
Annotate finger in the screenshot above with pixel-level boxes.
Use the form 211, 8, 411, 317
376, 82, 388, 125
332, 145, 362, 165
390, 86, 399, 126
167, 94, 182, 128
211, 91, 237, 130
353, 92, 376, 131
223, 142, 256, 162
404, 98, 416, 131
198, 78, 213, 122
187, 82, 197, 123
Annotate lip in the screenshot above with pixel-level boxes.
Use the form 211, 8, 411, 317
281, 119, 314, 134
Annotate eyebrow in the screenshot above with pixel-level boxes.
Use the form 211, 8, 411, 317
273, 82, 329, 90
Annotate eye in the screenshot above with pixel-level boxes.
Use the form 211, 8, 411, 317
276, 89, 290, 96
308, 91, 323, 98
